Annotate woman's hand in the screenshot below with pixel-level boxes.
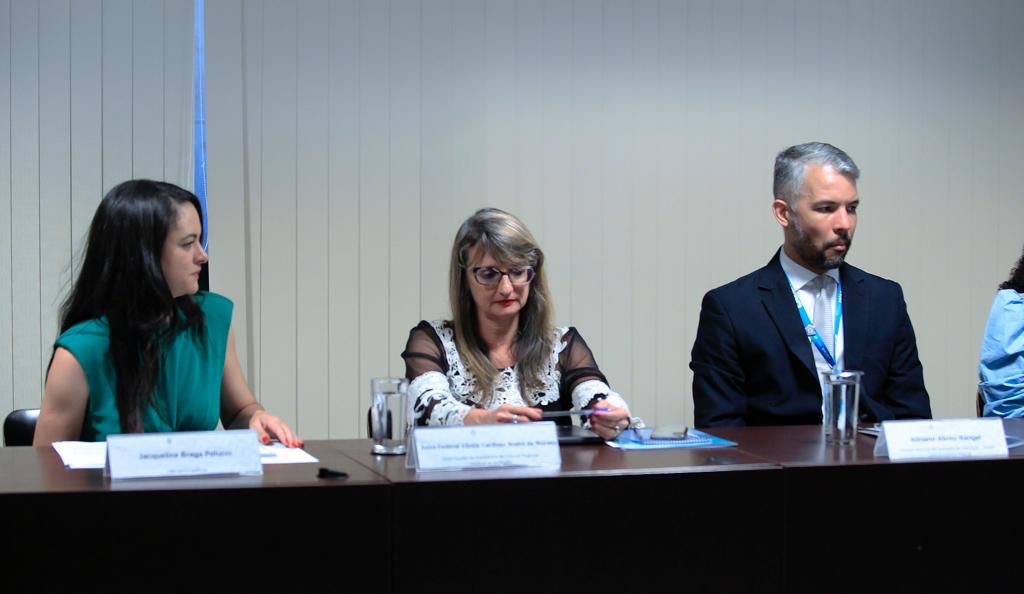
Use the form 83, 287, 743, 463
588, 399, 631, 440
464, 404, 543, 425
249, 410, 304, 448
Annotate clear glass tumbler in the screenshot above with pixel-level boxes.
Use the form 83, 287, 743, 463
370, 377, 409, 455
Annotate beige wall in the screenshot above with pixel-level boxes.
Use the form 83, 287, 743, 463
2, 0, 1023, 437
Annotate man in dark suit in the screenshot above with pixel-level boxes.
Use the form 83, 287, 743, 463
690, 142, 932, 427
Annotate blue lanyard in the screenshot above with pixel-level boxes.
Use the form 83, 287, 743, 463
787, 275, 843, 368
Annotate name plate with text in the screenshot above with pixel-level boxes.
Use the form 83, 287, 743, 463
407, 422, 561, 472
105, 430, 263, 480
874, 418, 1008, 461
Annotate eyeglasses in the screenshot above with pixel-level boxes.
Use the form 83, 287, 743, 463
470, 266, 535, 286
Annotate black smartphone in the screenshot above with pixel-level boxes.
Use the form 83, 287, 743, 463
650, 426, 690, 440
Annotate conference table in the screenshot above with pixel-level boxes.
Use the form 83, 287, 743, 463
711, 423, 1024, 594
2, 423, 1021, 592
330, 440, 783, 593
0, 441, 392, 590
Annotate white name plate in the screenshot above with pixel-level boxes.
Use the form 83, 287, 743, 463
874, 418, 1008, 461
407, 421, 561, 472
105, 430, 263, 480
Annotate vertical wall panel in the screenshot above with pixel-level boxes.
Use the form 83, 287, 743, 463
101, 0, 133, 188
0, 0, 13, 411
737, 0, 792, 254
69, 0, 103, 273
600, 0, 633, 395
10, 0, 42, 409
887, 0, 930, 397
913, 0, 956, 410
568, 0, 604, 353
418, 0, 454, 324
131, 0, 165, 179
241, 0, 265, 394
389, 0, 422, 377
962, 1, 1005, 417
512, 0, 544, 246
258, 0, 299, 427
997, 0, 1024, 285
539, 0, 573, 328
990, 0, 1024, 416
483, 0, 517, 212
205, 0, 251, 377
296, 0, 331, 436
705, 0, 744, 284
37, 0, 72, 384
944, 0, 980, 415
788, 0, 824, 149
997, 0, 1024, 258
357, 0, 391, 426
449, 0, 485, 222
326, 0, 361, 436
737, 0, 775, 268
853, 0, 901, 275
629, 0, 658, 421
162, 0, 193, 186
654, 0, 688, 424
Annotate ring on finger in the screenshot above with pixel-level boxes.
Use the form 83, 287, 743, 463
511, 414, 518, 423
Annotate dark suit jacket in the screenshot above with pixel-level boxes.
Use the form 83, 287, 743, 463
690, 251, 932, 427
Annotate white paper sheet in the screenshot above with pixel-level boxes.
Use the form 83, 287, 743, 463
52, 441, 107, 469
258, 442, 319, 464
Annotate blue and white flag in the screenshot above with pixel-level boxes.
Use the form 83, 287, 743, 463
193, 0, 208, 251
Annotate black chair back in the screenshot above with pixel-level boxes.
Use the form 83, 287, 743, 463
3, 408, 40, 446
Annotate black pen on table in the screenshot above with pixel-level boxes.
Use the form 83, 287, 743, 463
540, 409, 603, 419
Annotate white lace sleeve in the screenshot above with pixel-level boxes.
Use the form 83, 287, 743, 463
409, 371, 472, 426
572, 379, 630, 428
571, 379, 628, 411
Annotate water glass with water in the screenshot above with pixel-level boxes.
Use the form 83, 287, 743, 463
822, 370, 863, 445
371, 377, 409, 455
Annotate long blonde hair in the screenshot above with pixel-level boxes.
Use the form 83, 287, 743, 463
449, 208, 554, 404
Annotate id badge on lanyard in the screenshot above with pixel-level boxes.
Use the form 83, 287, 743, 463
788, 277, 843, 368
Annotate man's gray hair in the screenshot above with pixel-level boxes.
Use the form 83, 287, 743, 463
773, 142, 860, 209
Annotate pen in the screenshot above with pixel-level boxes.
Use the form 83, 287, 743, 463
540, 409, 603, 419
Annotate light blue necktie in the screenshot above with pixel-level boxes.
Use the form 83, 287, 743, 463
812, 275, 835, 360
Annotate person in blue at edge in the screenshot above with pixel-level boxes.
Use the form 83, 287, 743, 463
979, 246, 1024, 417
401, 208, 638, 440
690, 142, 932, 427
34, 180, 302, 447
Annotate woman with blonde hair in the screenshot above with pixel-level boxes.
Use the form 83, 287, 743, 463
401, 208, 633, 440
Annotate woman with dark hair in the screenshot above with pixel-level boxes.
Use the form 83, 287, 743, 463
979, 246, 1024, 417
401, 208, 636, 440
34, 180, 302, 447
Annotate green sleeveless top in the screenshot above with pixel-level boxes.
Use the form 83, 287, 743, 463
54, 292, 233, 441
